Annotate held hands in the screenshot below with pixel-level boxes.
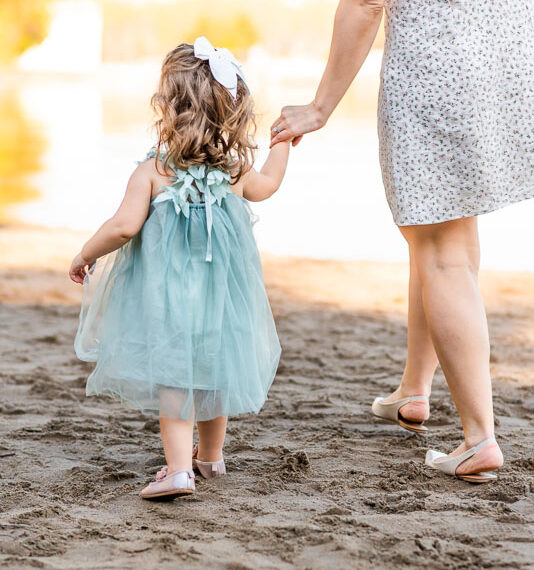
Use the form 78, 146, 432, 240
69, 252, 94, 284
270, 101, 326, 148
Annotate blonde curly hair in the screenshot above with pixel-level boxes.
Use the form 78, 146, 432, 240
151, 43, 256, 183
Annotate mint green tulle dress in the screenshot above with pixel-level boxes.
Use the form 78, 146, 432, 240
74, 150, 281, 421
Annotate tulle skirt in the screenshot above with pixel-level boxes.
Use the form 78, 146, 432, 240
75, 193, 281, 421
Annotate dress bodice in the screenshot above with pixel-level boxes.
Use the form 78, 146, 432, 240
141, 148, 233, 262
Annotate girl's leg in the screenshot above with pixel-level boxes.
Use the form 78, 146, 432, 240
160, 416, 194, 472
158, 389, 194, 472
381, 250, 439, 422
400, 217, 503, 474
197, 416, 227, 462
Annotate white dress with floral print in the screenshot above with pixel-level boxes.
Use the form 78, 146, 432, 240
378, 0, 534, 226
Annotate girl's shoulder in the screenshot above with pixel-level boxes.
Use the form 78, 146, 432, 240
137, 147, 170, 173
230, 176, 245, 198
136, 148, 175, 199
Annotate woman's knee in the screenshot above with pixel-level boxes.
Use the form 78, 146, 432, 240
358, 0, 386, 12
401, 219, 481, 281
421, 248, 479, 279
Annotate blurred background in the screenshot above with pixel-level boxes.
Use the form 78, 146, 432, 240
1, 0, 534, 269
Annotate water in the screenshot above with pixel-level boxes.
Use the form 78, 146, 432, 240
2, 51, 534, 271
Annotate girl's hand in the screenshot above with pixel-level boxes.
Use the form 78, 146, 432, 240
270, 102, 326, 148
69, 252, 94, 284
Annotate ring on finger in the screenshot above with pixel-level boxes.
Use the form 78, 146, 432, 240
272, 126, 281, 134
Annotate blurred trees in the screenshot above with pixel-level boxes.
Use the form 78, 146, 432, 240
187, 12, 259, 54
102, 0, 340, 62
0, 0, 50, 63
0, 94, 44, 220
0, 1, 49, 217
103, 0, 260, 61
0, 0, 383, 65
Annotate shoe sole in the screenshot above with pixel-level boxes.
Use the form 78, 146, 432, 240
141, 489, 195, 501
373, 414, 429, 434
398, 416, 429, 434
457, 474, 498, 484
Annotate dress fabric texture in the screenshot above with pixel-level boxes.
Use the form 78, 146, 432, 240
75, 153, 281, 421
378, 0, 534, 226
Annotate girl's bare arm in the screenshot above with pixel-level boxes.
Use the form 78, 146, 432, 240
69, 162, 153, 283
242, 141, 290, 202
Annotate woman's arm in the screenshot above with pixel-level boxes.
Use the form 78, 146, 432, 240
69, 163, 153, 284
270, 0, 384, 147
242, 141, 290, 202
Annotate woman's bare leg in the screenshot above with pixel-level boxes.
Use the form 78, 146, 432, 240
400, 217, 503, 473
197, 416, 227, 462
381, 251, 439, 422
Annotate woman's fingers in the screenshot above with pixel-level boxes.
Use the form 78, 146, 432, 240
270, 128, 294, 147
270, 102, 322, 146
270, 119, 292, 146
270, 116, 283, 138
270, 118, 286, 140
270, 116, 283, 131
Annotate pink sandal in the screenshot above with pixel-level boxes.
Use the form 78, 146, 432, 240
192, 445, 226, 478
140, 469, 195, 500
155, 445, 226, 484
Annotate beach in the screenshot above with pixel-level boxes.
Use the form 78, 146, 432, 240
1, 224, 533, 569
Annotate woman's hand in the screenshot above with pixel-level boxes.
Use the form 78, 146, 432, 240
270, 101, 326, 147
69, 252, 94, 284
270, 0, 383, 149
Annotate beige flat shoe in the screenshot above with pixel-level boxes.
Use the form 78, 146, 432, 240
140, 469, 195, 500
425, 437, 498, 483
372, 395, 429, 434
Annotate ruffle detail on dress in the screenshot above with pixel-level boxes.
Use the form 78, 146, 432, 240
139, 149, 233, 262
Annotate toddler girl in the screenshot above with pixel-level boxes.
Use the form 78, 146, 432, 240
69, 37, 290, 499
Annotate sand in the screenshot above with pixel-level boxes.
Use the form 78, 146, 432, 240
0, 225, 533, 570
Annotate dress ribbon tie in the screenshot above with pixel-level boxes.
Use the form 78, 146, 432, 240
204, 181, 213, 263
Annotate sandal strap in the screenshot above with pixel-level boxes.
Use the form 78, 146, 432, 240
194, 457, 226, 479
428, 437, 496, 475
372, 395, 429, 421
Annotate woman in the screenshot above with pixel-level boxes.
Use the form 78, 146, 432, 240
271, 0, 534, 482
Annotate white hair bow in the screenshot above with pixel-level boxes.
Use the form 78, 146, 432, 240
193, 36, 248, 100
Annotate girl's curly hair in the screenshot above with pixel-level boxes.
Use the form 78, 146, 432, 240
151, 43, 256, 183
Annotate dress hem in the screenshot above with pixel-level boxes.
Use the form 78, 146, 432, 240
85, 385, 271, 422
393, 192, 534, 227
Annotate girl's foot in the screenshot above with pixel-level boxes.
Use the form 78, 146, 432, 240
156, 446, 226, 482
140, 469, 195, 500
380, 387, 430, 424
192, 445, 226, 478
